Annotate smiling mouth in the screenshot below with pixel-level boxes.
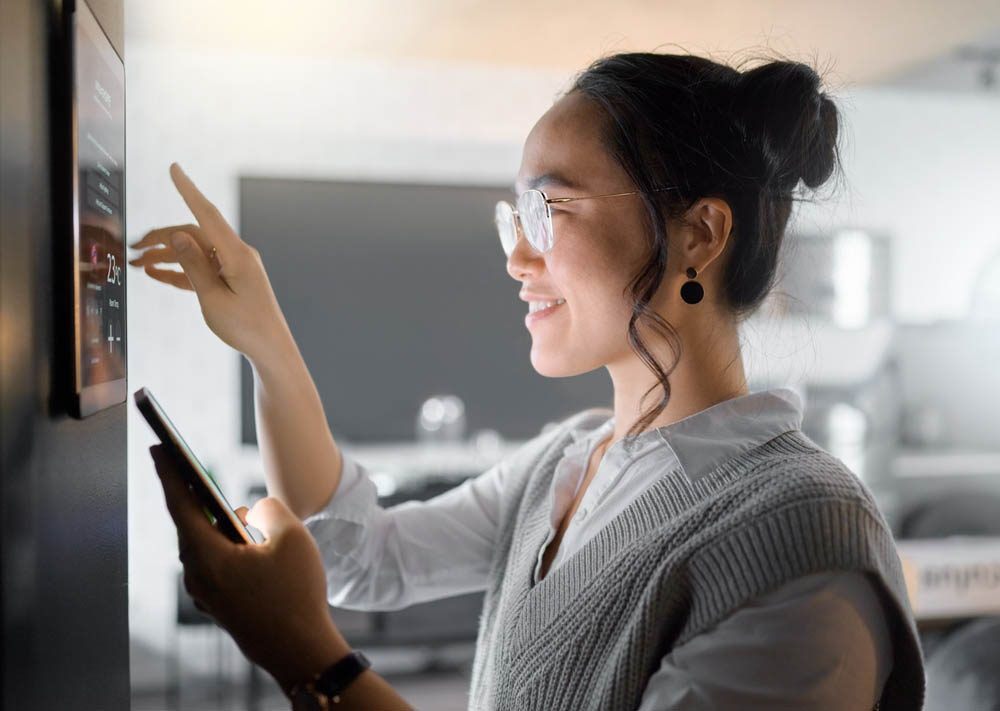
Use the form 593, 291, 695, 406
525, 299, 566, 326
528, 298, 566, 313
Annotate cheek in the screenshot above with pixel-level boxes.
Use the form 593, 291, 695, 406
551, 242, 636, 335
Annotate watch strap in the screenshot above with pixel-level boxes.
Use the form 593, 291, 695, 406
291, 650, 371, 709
315, 650, 370, 698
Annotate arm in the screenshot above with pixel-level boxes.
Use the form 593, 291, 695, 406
636, 570, 894, 711
305, 450, 508, 610
250, 329, 344, 519
130, 163, 342, 518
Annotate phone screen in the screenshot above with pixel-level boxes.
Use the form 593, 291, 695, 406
135, 387, 259, 544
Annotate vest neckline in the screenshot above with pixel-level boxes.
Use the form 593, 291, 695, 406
510, 427, 814, 644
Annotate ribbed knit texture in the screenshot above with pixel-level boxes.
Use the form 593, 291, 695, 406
468, 412, 925, 711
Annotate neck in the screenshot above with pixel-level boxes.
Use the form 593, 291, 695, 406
604, 316, 748, 444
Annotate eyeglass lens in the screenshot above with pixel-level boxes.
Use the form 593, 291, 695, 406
494, 202, 517, 256
494, 190, 553, 257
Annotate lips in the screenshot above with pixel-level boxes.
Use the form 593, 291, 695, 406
525, 299, 566, 326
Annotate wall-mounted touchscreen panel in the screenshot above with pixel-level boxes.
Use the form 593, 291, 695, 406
73, 0, 126, 416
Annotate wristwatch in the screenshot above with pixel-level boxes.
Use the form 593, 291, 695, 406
290, 650, 371, 710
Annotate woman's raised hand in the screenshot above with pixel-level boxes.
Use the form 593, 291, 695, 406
129, 163, 291, 362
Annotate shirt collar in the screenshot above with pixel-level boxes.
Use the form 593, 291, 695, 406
563, 387, 804, 482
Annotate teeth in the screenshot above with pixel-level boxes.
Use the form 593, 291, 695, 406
529, 299, 565, 313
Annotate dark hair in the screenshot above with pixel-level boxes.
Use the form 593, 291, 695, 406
571, 52, 841, 438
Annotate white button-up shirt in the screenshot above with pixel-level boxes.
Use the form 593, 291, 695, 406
305, 388, 893, 709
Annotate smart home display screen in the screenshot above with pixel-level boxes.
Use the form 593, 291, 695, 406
75, 0, 126, 395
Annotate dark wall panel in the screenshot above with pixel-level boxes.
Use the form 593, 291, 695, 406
1, 0, 129, 708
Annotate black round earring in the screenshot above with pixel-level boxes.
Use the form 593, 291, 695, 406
680, 267, 704, 305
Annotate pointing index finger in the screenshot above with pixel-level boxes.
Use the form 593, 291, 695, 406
169, 162, 229, 232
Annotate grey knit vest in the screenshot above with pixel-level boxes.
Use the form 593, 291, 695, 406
468, 413, 925, 710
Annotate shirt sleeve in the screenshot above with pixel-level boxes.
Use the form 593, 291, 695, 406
303, 451, 508, 611
636, 570, 895, 711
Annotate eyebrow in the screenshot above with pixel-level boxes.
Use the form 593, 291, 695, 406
513, 172, 583, 195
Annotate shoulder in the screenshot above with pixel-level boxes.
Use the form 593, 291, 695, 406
735, 429, 883, 517
686, 430, 903, 607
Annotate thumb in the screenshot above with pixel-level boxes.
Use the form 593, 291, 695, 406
170, 231, 215, 293
245, 497, 298, 541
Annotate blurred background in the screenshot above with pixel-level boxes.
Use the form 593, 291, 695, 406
122, 1, 1000, 709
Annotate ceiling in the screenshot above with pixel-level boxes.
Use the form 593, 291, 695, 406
126, 0, 1000, 85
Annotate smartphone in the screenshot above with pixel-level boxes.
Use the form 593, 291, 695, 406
134, 386, 259, 544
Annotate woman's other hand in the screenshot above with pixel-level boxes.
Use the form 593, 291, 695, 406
149, 444, 349, 693
129, 163, 292, 363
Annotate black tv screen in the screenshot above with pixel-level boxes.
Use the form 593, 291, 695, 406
239, 177, 612, 444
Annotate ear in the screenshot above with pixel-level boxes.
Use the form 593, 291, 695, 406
678, 198, 733, 272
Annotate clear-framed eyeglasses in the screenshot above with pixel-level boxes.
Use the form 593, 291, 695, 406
494, 187, 679, 257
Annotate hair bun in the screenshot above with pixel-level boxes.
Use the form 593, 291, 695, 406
733, 61, 839, 191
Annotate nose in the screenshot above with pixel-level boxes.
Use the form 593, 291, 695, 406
505, 221, 544, 281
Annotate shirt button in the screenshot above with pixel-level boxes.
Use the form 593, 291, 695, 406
574, 507, 588, 522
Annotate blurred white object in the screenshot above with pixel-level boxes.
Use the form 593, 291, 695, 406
971, 246, 1000, 321
777, 230, 892, 328
895, 321, 1000, 450
824, 402, 870, 481
472, 428, 503, 460
741, 315, 894, 390
417, 394, 466, 443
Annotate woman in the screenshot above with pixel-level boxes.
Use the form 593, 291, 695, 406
135, 53, 925, 710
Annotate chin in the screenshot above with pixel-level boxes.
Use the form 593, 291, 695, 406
529, 344, 598, 378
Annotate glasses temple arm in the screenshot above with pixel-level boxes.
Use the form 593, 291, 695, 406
545, 187, 679, 204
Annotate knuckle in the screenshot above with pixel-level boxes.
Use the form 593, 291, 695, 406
232, 244, 261, 271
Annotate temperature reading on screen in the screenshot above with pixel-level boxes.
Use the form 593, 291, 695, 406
106, 253, 121, 285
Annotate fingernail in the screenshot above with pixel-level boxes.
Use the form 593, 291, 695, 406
171, 232, 189, 252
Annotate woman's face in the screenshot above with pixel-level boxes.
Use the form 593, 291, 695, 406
508, 91, 657, 378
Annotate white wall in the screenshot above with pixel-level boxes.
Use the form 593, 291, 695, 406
125, 42, 1000, 662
